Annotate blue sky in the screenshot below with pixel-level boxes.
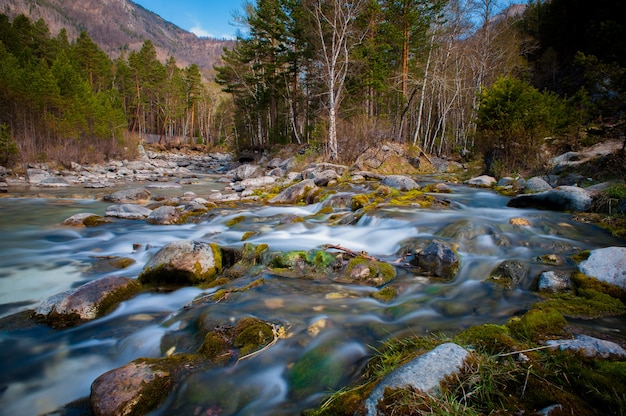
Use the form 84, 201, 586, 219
132, 0, 248, 40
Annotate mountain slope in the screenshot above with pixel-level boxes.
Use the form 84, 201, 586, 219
0, 0, 234, 74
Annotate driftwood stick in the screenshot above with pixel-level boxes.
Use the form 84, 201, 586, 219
322, 244, 380, 262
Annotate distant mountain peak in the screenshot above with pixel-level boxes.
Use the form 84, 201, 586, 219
0, 0, 234, 74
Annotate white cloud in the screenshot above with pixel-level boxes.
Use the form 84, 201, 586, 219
190, 25, 212, 38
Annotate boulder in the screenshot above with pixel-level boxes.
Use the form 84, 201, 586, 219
412, 239, 460, 280
537, 270, 572, 293
267, 157, 283, 169
38, 177, 70, 187
26, 168, 49, 184
105, 204, 152, 219
497, 177, 525, 189
138, 240, 222, 286
546, 334, 626, 359
507, 186, 592, 212
308, 169, 339, 186
62, 213, 108, 227
524, 176, 553, 193
233, 175, 276, 191
382, 175, 420, 191
35, 276, 141, 327
578, 247, 626, 289
488, 259, 530, 289
365, 343, 470, 416
146, 206, 182, 225
103, 187, 151, 203
466, 175, 496, 187
90, 360, 172, 416
233, 164, 262, 181
269, 179, 318, 204
334, 257, 397, 287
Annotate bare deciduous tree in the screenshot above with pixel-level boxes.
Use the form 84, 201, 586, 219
306, 0, 369, 160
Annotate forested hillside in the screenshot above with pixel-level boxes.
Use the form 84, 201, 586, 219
0, 14, 230, 166
0, 0, 234, 71
1, 0, 625, 177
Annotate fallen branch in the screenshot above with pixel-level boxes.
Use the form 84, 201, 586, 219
322, 244, 380, 262
496, 344, 556, 357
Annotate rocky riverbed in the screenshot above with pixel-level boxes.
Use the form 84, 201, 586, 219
0, 142, 625, 415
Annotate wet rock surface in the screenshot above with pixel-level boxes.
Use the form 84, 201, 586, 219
365, 343, 470, 416
35, 276, 141, 327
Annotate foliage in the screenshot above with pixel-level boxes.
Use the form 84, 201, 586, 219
475, 76, 574, 176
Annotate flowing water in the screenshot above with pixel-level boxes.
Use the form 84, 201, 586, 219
0, 179, 624, 415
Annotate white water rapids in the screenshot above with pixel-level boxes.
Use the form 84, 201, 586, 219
0, 181, 623, 415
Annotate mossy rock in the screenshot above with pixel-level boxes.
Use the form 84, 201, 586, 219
223, 243, 268, 279
351, 194, 371, 211
486, 259, 529, 289
267, 249, 339, 278
138, 240, 222, 287
197, 332, 231, 364
233, 317, 274, 357
197, 316, 274, 362
507, 309, 568, 343
336, 257, 397, 287
455, 324, 518, 354
372, 286, 398, 302
537, 272, 626, 318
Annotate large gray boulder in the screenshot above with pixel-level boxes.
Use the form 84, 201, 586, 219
26, 168, 49, 184
38, 177, 70, 187
138, 240, 222, 286
233, 164, 262, 181
466, 175, 496, 188
578, 247, 626, 289
412, 239, 460, 280
507, 186, 592, 212
524, 176, 553, 193
103, 187, 151, 203
146, 205, 182, 225
365, 343, 470, 416
35, 276, 141, 327
90, 360, 172, 416
382, 175, 420, 191
105, 204, 152, 219
232, 175, 276, 191
305, 169, 340, 186
269, 179, 318, 204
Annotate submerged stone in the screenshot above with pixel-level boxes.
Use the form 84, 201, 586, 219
412, 239, 460, 280
488, 259, 530, 289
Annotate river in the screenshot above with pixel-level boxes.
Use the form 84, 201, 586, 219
0, 178, 623, 415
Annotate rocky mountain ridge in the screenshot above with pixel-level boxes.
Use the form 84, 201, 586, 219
0, 0, 234, 74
